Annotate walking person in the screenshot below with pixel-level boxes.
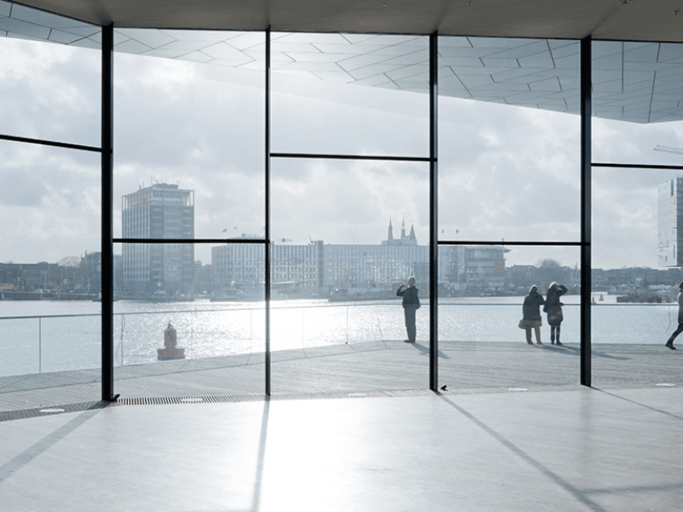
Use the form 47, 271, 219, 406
397, 276, 420, 343
544, 282, 568, 346
665, 281, 683, 350
522, 285, 545, 345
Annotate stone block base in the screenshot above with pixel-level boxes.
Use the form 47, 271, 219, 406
157, 347, 185, 360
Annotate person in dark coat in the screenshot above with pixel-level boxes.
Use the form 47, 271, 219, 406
397, 276, 420, 343
544, 282, 568, 345
665, 281, 683, 350
522, 285, 545, 345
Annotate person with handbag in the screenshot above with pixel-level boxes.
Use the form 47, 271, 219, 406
521, 285, 545, 345
397, 276, 420, 343
544, 282, 568, 346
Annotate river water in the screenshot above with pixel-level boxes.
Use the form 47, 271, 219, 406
0, 294, 678, 377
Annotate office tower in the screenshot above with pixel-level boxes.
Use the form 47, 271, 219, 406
658, 178, 683, 267
122, 183, 195, 297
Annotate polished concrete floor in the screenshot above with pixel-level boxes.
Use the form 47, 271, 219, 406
0, 386, 681, 511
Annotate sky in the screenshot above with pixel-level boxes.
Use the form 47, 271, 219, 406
2, 35, 683, 271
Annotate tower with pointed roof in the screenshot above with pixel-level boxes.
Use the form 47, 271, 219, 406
382, 218, 417, 246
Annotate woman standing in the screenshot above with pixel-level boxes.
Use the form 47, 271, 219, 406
544, 282, 568, 346
522, 285, 545, 345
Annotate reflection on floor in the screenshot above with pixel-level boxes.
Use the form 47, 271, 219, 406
0, 387, 681, 511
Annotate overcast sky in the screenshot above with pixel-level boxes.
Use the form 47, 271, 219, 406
1, 36, 683, 270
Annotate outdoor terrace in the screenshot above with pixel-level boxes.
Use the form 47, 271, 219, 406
1, 340, 680, 414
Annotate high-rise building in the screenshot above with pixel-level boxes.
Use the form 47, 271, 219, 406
658, 178, 683, 267
122, 183, 195, 296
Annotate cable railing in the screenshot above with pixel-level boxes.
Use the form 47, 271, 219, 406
0, 300, 678, 378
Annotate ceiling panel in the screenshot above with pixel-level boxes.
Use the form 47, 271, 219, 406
2, 1, 683, 124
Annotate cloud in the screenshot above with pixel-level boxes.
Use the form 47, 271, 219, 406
438, 99, 582, 258
0, 167, 49, 207
0, 38, 100, 147
271, 158, 428, 245
0, 141, 100, 263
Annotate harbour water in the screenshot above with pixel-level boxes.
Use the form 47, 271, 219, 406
0, 294, 679, 378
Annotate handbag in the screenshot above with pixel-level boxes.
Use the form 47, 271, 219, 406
519, 318, 541, 329
549, 305, 563, 322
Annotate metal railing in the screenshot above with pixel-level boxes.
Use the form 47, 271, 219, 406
0, 300, 677, 378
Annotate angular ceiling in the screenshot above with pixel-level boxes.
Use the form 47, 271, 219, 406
9, 0, 683, 43
2, 0, 683, 124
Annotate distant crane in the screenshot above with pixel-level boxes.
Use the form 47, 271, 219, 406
654, 145, 683, 155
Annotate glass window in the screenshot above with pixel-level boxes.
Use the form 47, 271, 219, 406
271, 32, 430, 157
0, 140, 101, 409
592, 41, 683, 166
592, 166, 683, 386
113, 30, 265, 241
591, 39, 683, 387
113, 242, 266, 397
439, 37, 581, 243
0, 2, 100, 146
270, 157, 430, 392
436, 36, 582, 389
439, 245, 581, 389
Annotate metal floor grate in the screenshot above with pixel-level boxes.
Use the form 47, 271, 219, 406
1, 381, 680, 422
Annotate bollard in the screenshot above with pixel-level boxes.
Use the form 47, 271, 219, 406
158, 321, 185, 360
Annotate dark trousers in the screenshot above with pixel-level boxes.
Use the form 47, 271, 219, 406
667, 322, 683, 344
550, 324, 561, 343
404, 307, 416, 342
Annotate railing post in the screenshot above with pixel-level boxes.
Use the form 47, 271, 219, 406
38, 317, 42, 374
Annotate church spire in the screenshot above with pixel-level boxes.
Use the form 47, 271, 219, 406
401, 217, 406, 239
388, 218, 394, 240
409, 223, 416, 240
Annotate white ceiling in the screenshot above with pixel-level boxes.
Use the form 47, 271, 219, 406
2, 0, 683, 124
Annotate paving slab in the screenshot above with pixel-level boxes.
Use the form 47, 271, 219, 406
0, 340, 680, 412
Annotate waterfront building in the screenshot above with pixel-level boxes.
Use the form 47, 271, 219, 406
80, 251, 102, 294
0, 257, 102, 294
13, 262, 59, 292
121, 183, 195, 297
211, 237, 323, 298
211, 223, 507, 297
658, 177, 683, 267
193, 260, 213, 295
